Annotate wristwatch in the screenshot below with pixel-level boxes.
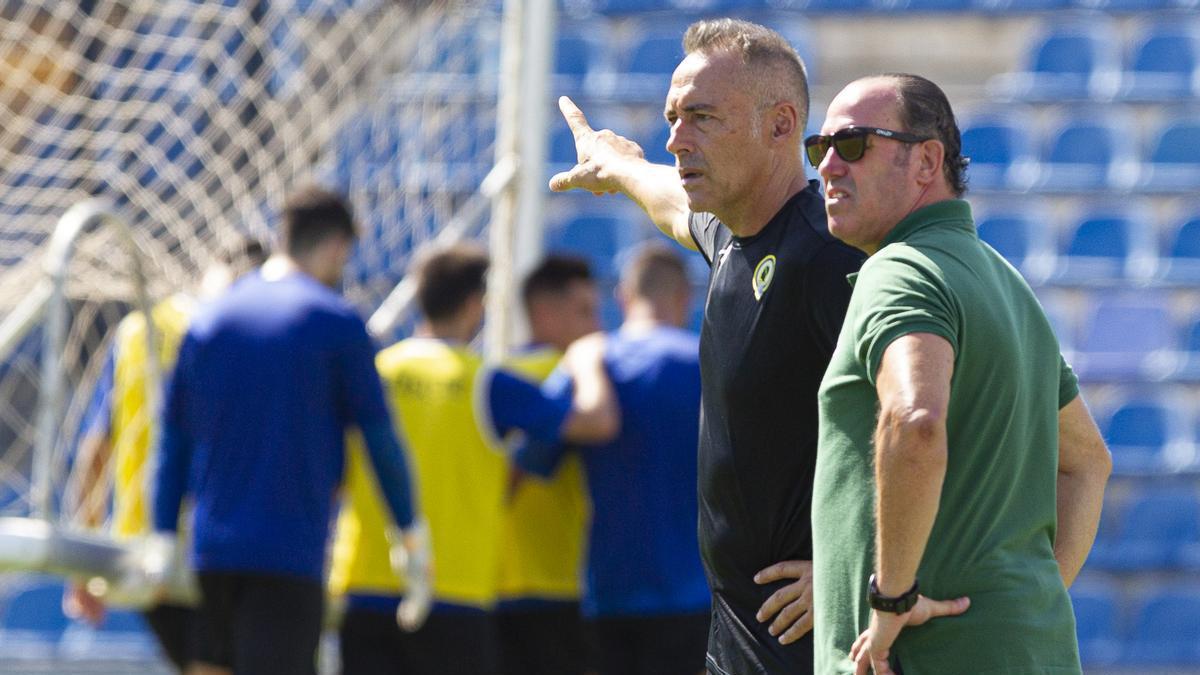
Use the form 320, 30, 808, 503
868, 574, 919, 614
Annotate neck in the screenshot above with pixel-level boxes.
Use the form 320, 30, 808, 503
622, 300, 681, 332
419, 316, 476, 344
720, 162, 808, 238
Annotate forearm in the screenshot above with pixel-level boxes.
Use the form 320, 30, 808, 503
75, 435, 112, 528
361, 420, 417, 531
874, 411, 947, 595
1053, 395, 1112, 587
1054, 468, 1106, 587
560, 350, 619, 444
151, 423, 190, 533
616, 161, 695, 251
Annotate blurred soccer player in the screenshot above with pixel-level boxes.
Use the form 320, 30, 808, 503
330, 244, 501, 675
330, 245, 616, 675
488, 255, 598, 675
63, 237, 266, 672
549, 18, 864, 673
153, 186, 424, 675
513, 243, 709, 675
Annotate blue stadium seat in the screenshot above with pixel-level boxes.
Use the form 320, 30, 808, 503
1118, 27, 1199, 101
988, 23, 1121, 101
1070, 582, 1122, 666
973, 0, 1069, 10
877, 0, 972, 11
959, 114, 1036, 191
1137, 118, 1200, 194
1090, 488, 1200, 569
1099, 398, 1174, 473
1035, 116, 1136, 192
615, 32, 683, 101
546, 213, 625, 280
755, 0, 873, 10
1122, 589, 1200, 666
1159, 217, 1200, 282
976, 214, 1046, 280
1074, 0, 1175, 10
1054, 213, 1137, 283
1073, 297, 1175, 381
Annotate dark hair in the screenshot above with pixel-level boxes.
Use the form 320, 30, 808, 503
281, 185, 357, 257
521, 255, 594, 311
682, 18, 810, 131
221, 236, 268, 277
883, 73, 969, 197
621, 242, 689, 300
415, 243, 489, 322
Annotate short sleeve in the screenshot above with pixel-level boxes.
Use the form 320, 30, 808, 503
803, 241, 865, 356
1057, 353, 1080, 410
688, 212, 724, 266
851, 253, 959, 385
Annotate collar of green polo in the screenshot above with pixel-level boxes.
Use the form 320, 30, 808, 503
878, 199, 975, 251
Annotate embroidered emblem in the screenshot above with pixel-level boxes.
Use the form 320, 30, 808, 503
752, 255, 776, 301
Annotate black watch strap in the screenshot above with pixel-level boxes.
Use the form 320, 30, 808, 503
868, 574, 919, 614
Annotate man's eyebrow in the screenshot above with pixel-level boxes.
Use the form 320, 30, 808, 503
664, 102, 717, 118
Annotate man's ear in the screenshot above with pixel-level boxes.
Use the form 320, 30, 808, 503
770, 102, 799, 142
916, 139, 945, 185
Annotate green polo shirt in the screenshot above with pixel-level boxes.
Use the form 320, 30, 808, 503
812, 200, 1081, 675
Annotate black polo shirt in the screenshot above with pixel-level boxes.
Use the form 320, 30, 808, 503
689, 181, 864, 675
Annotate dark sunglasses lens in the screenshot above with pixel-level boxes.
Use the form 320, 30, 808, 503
834, 133, 867, 162
804, 137, 829, 167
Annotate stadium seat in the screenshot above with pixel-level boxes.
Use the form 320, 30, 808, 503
1098, 397, 1176, 473
615, 32, 684, 102
1122, 588, 1200, 666
987, 23, 1121, 102
1089, 488, 1200, 569
1137, 117, 1200, 194
1073, 296, 1176, 381
1034, 115, 1137, 192
1158, 217, 1200, 282
1118, 26, 1199, 101
959, 114, 1036, 191
545, 213, 625, 280
1053, 213, 1147, 284
975, 213, 1053, 283
1070, 582, 1122, 666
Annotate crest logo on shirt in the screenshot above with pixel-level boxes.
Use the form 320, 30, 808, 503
752, 255, 776, 301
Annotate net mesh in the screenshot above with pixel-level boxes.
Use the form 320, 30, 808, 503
0, 0, 501, 524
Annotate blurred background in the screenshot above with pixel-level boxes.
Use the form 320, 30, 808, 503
0, 0, 1196, 673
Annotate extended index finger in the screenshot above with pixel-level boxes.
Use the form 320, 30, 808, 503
559, 96, 594, 139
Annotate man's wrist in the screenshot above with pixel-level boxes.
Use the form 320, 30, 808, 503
868, 573, 919, 614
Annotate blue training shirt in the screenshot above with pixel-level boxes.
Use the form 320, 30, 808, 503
515, 325, 709, 618
153, 271, 414, 580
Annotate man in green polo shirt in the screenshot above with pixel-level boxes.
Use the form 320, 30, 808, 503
806, 73, 1112, 674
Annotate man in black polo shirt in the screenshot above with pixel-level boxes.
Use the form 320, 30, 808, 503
550, 18, 864, 674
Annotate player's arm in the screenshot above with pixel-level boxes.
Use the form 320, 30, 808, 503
152, 340, 194, 535
483, 342, 619, 448
850, 334, 969, 675
1053, 395, 1111, 587
74, 349, 116, 529
549, 96, 696, 251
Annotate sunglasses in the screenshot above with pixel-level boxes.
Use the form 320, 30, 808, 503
803, 127, 932, 168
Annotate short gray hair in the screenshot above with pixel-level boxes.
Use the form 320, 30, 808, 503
682, 18, 810, 130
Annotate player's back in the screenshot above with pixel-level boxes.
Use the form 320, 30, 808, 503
174, 271, 386, 579
375, 338, 508, 608
584, 325, 707, 617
